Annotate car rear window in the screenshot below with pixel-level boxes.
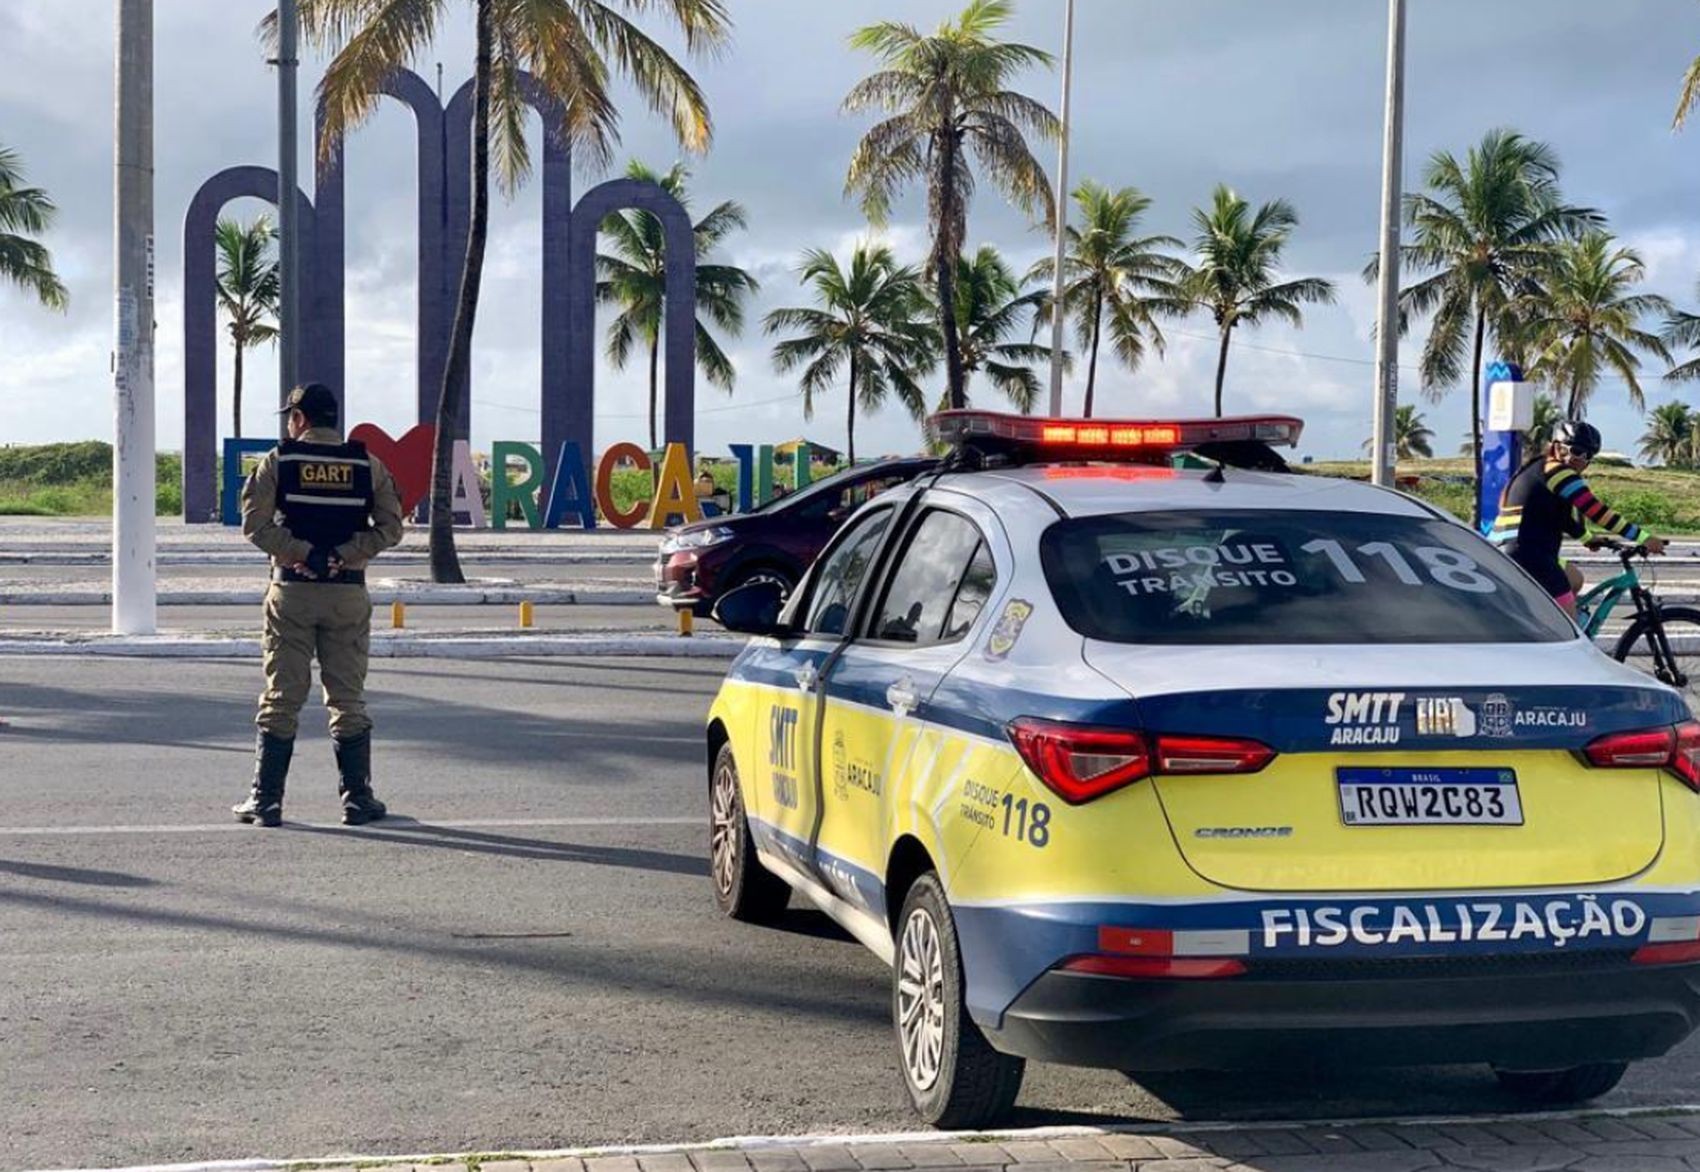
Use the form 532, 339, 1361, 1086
1040, 509, 1577, 645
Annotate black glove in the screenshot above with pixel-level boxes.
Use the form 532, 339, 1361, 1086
304, 546, 338, 580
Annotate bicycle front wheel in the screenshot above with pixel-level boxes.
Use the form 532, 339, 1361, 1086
1614, 605, 1700, 714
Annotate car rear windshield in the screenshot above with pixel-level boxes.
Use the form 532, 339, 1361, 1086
1040, 509, 1577, 646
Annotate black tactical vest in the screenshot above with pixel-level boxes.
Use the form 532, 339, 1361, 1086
275, 439, 376, 549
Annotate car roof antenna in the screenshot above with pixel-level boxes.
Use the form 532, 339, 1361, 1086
1203, 460, 1227, 484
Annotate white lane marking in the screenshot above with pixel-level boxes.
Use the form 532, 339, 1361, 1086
0, 817, 699, 838
26, 1105, 1700, 1172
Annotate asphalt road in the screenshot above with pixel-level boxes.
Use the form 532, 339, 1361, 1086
6, 658, 1700, 1170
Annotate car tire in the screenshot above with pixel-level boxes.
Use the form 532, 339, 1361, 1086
894, 874, 1025, 1129
708, 742, 790, 923
1493, 1061, 1629, 1104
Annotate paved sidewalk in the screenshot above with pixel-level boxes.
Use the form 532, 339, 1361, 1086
66, 1114, 1700, 1172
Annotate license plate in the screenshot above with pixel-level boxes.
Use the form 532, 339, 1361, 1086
1337, 767, 1523, 826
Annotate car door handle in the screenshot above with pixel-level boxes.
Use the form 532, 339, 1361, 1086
793, 662, 818, 690
886, 679, 919, 716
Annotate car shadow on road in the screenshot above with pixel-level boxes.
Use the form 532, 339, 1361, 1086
285, 818, 706, 876
0, 884, 884, 1028
768, 906, 858, 944
1010, 1065, 1537, 1127
0, 859, 158, 888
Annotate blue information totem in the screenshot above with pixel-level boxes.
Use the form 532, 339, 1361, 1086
1477, 361, 1531, 535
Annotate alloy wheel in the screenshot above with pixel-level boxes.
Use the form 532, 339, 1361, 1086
897, 905, 947, 1092
710, 758, 740, 899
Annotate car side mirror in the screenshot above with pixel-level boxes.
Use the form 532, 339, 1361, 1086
713, 580, 790, 637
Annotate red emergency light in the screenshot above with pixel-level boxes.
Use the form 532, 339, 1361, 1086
931, 410, 1304, 461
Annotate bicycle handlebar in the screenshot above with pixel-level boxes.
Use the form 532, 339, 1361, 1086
1584, 536, 1648, 561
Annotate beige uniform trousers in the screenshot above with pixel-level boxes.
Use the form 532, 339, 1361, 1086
257, 582, 373, 740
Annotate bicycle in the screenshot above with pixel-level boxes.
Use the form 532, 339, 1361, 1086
1577, 537, 1700, 704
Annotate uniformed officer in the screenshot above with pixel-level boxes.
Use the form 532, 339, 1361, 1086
234, 383, 405, 827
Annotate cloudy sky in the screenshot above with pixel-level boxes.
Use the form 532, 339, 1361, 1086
2, 0, 1700, 464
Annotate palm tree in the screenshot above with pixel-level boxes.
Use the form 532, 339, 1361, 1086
598, 161, 758, 449
0, 145, 67, 311
1662, 279, 1700, 384
1521, 233, 1672, 420
1375, 129, 1597, 525
843, 0, 1059, 412
1028, 182, 1182, 417
1170, 185, 1335, 418
215, 216, 280, 440
1361, 404, 1435, 461
1674, 49, 1700, 129
951, 246, 1058, 413
289, 0, 729, 583
764, 245, 938, 464
1527, 391, 1563, 449
1640, 401, 1697, 467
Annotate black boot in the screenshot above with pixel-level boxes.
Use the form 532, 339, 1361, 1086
233, 731, 294, 827
335, 731, 387, 826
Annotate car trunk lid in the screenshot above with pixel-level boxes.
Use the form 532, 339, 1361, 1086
1083, 642, 1685, 892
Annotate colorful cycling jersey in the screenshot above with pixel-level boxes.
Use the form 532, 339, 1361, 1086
1490, 457, 1643, 569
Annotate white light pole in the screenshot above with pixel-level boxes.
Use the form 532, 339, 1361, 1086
1370, 0, 1407, 488
277, 0, 301, 415
113, 0, 156, 635
1046, 0, 1076, 418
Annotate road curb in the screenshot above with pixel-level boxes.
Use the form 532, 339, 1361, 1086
0, 587, 654, 607
25, 1107, 1700, 1172
0, 633, 741, 658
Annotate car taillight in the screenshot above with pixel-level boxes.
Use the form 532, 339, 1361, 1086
1059, 955, 1246, 979
1634, 915, 1700, 966
1154, 733, 1277, 775
1056, 925, 1248, 979
1008, 719, 1149, 803
1582, 721, 1700, 792
1007, 718, 1275, 804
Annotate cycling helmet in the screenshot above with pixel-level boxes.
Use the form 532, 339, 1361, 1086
1553, 420, 1602, 458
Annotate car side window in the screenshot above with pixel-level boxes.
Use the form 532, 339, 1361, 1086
803, 508, 893, 637
943, 542, 996, 641
871, 511, 992, 646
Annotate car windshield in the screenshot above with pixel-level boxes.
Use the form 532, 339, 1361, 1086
1040, 509, 1577, 646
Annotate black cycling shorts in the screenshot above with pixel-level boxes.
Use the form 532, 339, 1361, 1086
1511, 551, 1572, 599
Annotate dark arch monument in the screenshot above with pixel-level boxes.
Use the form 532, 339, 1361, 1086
181, 68, 697, 522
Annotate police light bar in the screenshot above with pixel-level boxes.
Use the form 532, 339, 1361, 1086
931, 410, 1304, 459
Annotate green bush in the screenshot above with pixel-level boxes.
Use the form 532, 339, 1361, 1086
0, 441, 113, 485
1609, 489, 1678, 530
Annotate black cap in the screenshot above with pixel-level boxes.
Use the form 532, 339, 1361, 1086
279, 383, 339, 424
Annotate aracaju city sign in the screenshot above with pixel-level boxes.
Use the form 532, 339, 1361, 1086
220, 425, 822, 530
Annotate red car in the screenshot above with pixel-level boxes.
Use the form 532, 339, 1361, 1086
656, 458, 937, 618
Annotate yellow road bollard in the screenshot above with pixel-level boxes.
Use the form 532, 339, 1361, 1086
520, 600, 535, 629
677, 608, 694, 638
391, 601, 406, 629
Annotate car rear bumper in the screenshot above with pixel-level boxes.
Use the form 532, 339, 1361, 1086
988, 955, 1700, 1071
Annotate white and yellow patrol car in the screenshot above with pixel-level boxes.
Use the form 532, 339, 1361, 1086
703, 411, 1700, 1128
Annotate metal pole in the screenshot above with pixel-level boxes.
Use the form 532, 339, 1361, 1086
1046, 0, 1076, 418
1370, 0, 1407, 488
113, 0, 156, 635
277, 0, 300, 421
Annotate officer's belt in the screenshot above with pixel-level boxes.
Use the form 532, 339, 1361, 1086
273, 566, 367, 586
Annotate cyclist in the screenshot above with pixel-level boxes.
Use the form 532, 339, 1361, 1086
1490, 420, 1666, 617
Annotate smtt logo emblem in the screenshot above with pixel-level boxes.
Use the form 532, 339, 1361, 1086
1325, 691, 1404, 746
769, 706, 799, 770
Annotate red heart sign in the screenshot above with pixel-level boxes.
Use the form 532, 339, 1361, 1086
349, 423, 437, 514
